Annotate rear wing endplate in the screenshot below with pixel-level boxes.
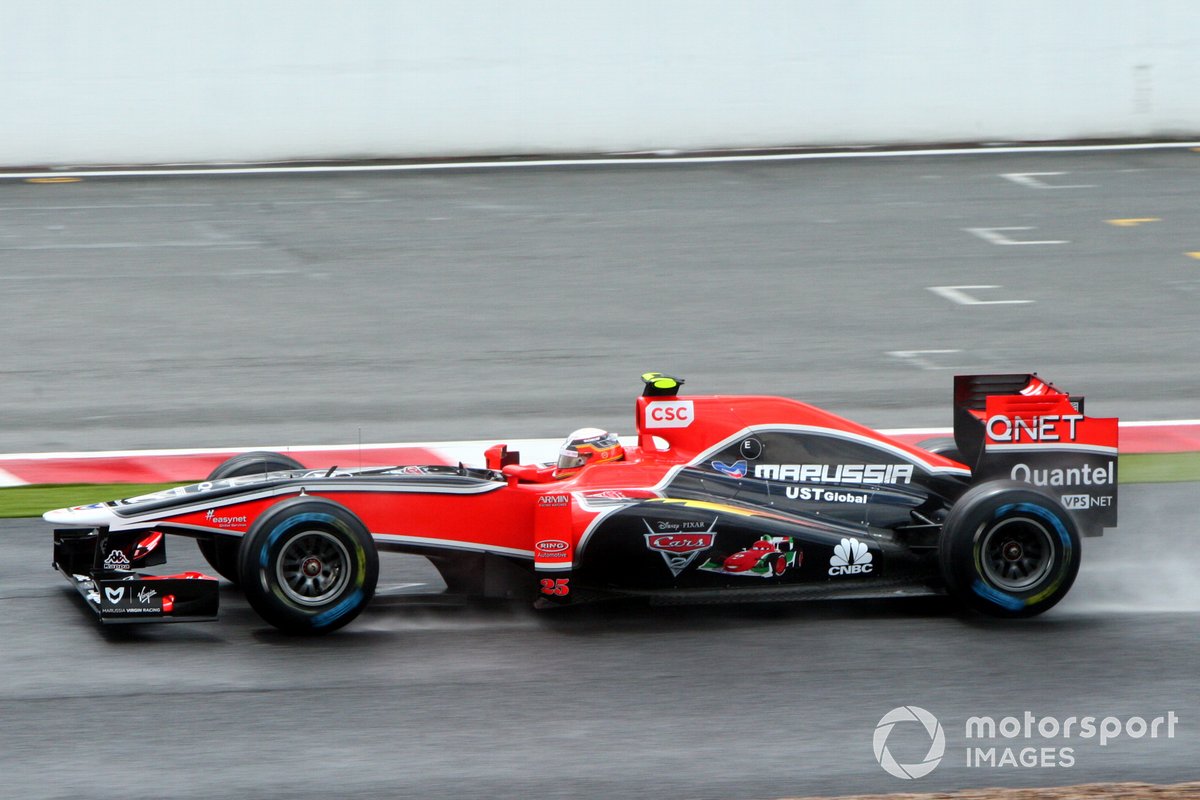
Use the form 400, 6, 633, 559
953, 374, 1118, 535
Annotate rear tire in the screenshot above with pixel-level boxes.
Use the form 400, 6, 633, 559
939, 480, 1080, 618
196, 451, 306, 584
237, 497, 378, 635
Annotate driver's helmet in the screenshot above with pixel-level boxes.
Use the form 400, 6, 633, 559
555, 427, 624, 477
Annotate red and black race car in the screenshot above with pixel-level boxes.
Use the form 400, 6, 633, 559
44, 372, 1118, 634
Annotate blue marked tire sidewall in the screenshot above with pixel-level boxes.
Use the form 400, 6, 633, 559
940, 481, 1082, 618
969, 499, 1076, 611
247, 503, 373, 632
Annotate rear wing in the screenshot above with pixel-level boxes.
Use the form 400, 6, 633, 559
953, 374, 1118, 535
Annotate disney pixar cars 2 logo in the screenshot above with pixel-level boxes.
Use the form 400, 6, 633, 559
643, 521, 715, 576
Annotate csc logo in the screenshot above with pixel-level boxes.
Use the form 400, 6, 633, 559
645, 400, 694, 429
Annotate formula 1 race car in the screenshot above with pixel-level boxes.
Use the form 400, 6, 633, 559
44, 372, 1119, 634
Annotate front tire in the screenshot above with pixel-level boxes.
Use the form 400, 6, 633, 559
196, 451, 306, 584
939, 480, 1080, 618
237, 498, 378, 634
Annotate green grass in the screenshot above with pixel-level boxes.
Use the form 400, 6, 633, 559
1118, 452, 1200, 484
0, 482, 189, 519
2, 453, 1197, 519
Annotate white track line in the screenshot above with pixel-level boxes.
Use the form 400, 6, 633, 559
0, 468, 26, 488
4, 142, 1200, 180
0, 438, 580, 462
0, 422, 1195, 462
1119, 419, 1200, 427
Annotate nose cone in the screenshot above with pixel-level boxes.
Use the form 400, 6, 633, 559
43, 503, 115, 526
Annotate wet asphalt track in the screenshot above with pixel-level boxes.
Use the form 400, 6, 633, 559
1, 149, 1199, 452
1, 150, 1199, 797
1, 482, 1198, 799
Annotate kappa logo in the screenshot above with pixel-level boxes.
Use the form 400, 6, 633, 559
103, 550, 131, 570
712, 460, 748, 479
643, 520, 716, 576
104, 586, 125, 604
828, 537, 874, 576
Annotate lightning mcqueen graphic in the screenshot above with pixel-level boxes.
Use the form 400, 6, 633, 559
44, 373, 1119, 634
699, 536, 799, 578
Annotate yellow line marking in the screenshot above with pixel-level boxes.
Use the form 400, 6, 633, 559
24, 177, 82, 184
1187, 252, 1200, 260
1106, 218, 1161, 227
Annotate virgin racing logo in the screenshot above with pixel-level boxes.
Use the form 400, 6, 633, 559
829, 537, 873, 576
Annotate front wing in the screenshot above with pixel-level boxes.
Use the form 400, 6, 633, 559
53, 528, 219, 623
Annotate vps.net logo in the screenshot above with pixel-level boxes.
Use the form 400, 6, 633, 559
873, 706, 945, 779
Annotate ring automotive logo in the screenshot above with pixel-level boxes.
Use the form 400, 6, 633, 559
873, 706, 946, 780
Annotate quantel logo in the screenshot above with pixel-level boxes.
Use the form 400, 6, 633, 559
828, 537, 873, 576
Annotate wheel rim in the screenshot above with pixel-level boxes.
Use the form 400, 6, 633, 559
979, 517, 1056, 592
275, 529, 351, 606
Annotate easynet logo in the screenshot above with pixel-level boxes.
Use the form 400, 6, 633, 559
645, 400, 694, 429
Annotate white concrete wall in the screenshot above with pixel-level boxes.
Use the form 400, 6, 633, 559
3, 0, 1199, 166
